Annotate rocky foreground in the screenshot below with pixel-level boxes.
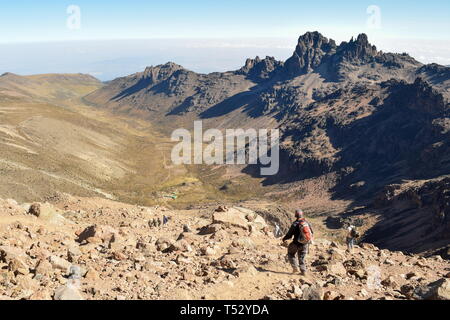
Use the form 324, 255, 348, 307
0, 194, 449, 300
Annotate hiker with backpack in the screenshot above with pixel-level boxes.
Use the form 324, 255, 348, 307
282, 209, 314, 276
346, 225, 360, 253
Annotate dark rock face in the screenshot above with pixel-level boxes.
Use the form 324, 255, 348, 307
281, 78, 449, 193
391, 77, 448, 115
415, 64, 450, 101
365, 178, 450, 253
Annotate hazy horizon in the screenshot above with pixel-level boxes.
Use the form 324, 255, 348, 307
1, 35, 449, 81
1, 1, 449, 81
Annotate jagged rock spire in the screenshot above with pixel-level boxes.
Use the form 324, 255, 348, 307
282, 32, 383, 77
237, 56, 284, 82
283, 31, 337, 76
335, 33, 379, 63
142, 62, 185, 84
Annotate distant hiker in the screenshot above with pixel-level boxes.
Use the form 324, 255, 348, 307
346, 225, 360, 253
163, 215, 169, 225
68, 265, 82, 280
282, 209, 314, 276
273, 223, 282, 238
67, 265, 82, 288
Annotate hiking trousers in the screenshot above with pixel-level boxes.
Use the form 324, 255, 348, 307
287, 242, 309, 272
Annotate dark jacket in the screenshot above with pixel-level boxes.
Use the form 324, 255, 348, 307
283, 219, 314, 244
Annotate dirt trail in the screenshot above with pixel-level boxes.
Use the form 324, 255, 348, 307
0, 195, 449, 301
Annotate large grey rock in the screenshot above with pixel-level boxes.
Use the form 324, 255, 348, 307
302, 283, 323, 300
54, 284, 84, 300
413, 279, 450, 300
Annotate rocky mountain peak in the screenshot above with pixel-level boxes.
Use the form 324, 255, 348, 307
283, 31, 337, 76
297, 31, 336, 49
335, 33, 379, 64
141, 62, 185, 84
282, 32, 382, 78
354, 33, 370, 46
237, 56, 284, 81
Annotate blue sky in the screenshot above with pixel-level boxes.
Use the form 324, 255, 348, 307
1, 0, 449, 42
0, 1, 449, 79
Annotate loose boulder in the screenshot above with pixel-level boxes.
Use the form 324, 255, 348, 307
76, 225, 119, 245
212, 207, 268, 232
302, 283, 323, 300
413, 279, 450, 300
54, 284, 84, 300
0, 246, 29, 275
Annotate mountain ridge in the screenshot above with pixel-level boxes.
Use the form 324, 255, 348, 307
86, 31, 445, 115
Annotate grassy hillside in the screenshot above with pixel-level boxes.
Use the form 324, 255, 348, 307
0, 72, 103, 104
0, 73, 271, 206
